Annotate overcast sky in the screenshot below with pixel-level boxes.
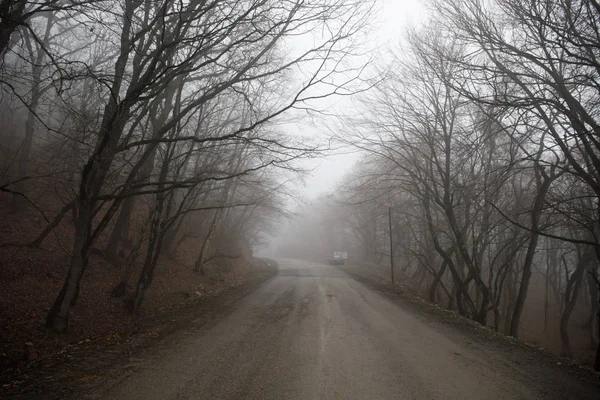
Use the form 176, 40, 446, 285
259, 0, 427, 254
297, 0, 427, 199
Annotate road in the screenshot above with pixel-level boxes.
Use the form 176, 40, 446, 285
89, 259, 599, 400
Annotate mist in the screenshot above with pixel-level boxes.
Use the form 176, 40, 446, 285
2, 0, 600, 398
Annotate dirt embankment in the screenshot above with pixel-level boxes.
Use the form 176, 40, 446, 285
0, 207, 278, 398
0, 254, 277, 399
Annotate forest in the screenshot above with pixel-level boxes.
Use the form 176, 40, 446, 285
2, 0, 600, 379
0, 0, 374, 367
275, 0, 600, 370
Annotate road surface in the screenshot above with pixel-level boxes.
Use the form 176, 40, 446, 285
88, 259, 599, 400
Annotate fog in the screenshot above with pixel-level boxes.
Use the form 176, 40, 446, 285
1, 0, 600, 397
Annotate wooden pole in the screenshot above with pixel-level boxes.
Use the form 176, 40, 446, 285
389, 207, 395, 285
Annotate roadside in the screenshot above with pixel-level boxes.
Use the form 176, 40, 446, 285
0, 258, 277, 399
338, 263, 600, 397
70, 259, 600, 400
0, 208, 267, 395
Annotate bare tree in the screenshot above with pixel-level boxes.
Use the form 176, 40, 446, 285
29, 0, 376, 332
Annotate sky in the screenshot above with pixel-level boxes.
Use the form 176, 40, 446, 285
296, 0, 427, 199
257, 0, 428, 254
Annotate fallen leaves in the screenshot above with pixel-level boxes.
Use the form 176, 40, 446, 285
104, 333, 121, 342
2, 380, 23, 389
1, 210, 259, 395
76, 375, 99, 383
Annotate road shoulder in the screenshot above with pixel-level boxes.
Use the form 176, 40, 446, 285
339, 264, 600, 399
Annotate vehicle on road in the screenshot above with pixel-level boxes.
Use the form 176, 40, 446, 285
328, 251, 347, 265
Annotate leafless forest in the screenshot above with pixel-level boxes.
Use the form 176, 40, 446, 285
0, 0, 374, 361
1, 0, 600, 382
275, 0, 600, 370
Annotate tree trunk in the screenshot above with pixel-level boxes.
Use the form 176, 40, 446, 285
0, 0, 26, 57
592, 247, 600, 371
560, 250, 588, 357
128, 188, 165, 314
11, 97, 37, 211
11, 14, 54, 211
595, 315, 600, 370
28, 201, 75, 248
163, 215, 185, 258
586, 271, 599, 349
128, 180, 172, 313
475, 288, 490, 326
194, 210, 220, 274
45, 201, 93, 332
105, 196, 134, 260
544, 264, 550, 334
105, 142, 157, 260
45, 2, 135, 332
510, 165, 554, 337
111, 254, 136, 298
128, 229, 162, 314
429, 260, 448, 303
504, 268, 517, 334
448, 282, 457, 310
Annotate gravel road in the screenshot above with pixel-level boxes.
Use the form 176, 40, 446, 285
87, 259, 599, 400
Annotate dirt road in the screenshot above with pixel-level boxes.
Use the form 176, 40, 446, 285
85, 259, 599, 400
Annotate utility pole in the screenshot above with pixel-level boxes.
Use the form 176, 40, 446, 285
388, 207, 395, 285
590, 270, 600, 371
